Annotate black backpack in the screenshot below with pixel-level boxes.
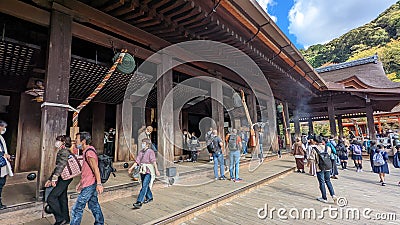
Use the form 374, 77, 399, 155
228, 134, 238, 150
85, 148, 116, 183
313, 147, 332, 171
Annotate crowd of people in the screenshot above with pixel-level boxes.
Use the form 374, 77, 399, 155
2, 116, 399, 224
291, 133, 400, 203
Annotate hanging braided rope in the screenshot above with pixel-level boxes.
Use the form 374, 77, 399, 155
72, 49, 127, 127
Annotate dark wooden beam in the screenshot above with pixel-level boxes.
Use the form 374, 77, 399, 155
0, 0, 50, 26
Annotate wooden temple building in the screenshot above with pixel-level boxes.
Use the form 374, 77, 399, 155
296, 55, 400, 138
0, 0, 399, 210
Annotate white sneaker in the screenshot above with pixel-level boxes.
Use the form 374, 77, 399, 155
317, 198, 328, 203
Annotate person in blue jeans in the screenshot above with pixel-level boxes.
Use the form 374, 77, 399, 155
128, 138, 160, 209
259, 129, 264, 162
71, 132, 104, 225
226, 129, 243, 182
239, 127, 248, 155
311, 136, 337, 204
212, 130, 226, 180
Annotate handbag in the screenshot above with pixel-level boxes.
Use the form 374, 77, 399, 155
61, 154, 83, 180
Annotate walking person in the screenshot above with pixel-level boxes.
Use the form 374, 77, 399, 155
336, 139, 348, 170
71, 132, 104, 225
239, 127, 248, 156
258, 128, 264, 162
206, 127, 214, 162
369, 141, 377, 171
226, 129, 242, 182
306, 139, 317, 176
182, 129, 190, 162
350, 140, 364, 172
0, 120, 13, 210
189, 132, 200, 162
372, 145, 389, 186
393, 145, 400, 186
211, 130, 226, 180
45, 135, 73, 225
128, 138, 160, 209
311, 136, 337, 204
292, 137, 305, 173
325, 138, 339, 179
138, 126, 155, 153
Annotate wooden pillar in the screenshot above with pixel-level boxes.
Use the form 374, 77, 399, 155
157, 54, 174, 173
174, 110, 187, 158
283, 102, 291, 147
38, 10, 72, 195
308, 118, 314, 134
116, 102, 133, 162
337, 115, 344, 138
15, 94, 41, 172
293, 110, 301, 138
366, 103, 376, 140
211, 74, 224, 145
92, 103, 105, 154
327, 96, 337, 136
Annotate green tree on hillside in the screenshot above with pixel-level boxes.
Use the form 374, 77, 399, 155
301, 1, 400, 82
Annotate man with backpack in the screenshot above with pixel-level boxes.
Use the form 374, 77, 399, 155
205, 127, 214, 163
71, 132, 104, 225
211, 130, 226, 180
226, 129, 242, 182
325, 137, 339, 179
311, 136, 337, 204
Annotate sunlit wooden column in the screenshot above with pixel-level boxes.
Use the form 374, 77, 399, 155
337, 115, 344, 138
38, 10, 72, 197
283, 102, 291, 148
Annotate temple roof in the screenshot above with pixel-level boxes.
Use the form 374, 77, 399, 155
316, 55, 400, 90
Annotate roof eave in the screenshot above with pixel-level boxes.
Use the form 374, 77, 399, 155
228, 0, 328, 91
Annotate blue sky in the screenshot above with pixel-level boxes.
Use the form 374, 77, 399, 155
256, 0, 398, 49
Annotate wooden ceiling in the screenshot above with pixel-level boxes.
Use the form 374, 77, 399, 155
71, 0, 323, 103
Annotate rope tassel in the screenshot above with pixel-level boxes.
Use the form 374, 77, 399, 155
72, 49, 127, 127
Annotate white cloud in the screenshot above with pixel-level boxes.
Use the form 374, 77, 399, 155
257, 0, 278, 22
288, 0, 398, 48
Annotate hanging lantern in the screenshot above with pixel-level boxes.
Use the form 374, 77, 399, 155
112, 52, 136, 74
277, 104, 283, 113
